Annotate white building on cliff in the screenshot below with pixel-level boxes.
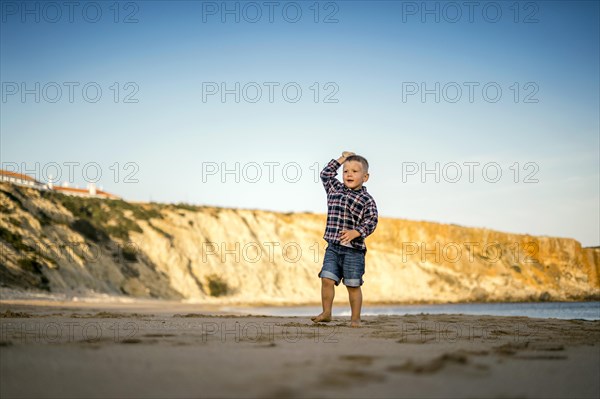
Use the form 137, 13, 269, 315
0, 169, 120, 200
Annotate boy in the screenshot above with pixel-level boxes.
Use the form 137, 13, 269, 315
311, 151, 378, 328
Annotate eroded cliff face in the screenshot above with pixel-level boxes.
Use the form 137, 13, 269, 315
1, 181, 598, 305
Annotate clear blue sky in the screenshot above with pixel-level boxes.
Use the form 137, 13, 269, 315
1, 1, 599, 246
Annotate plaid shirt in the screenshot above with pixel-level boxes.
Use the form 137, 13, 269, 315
321, 158, 378, 252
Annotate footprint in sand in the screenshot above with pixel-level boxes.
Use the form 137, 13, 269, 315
143, 333, 176, 338
339, 354, 377, 366
386, 352, 490, 375
121, 338, 143, 344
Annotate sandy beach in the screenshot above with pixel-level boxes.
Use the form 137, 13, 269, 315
1, 299, 599, 399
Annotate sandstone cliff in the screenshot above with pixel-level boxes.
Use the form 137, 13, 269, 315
1, 181, 598, 305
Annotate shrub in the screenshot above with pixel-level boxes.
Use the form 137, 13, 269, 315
54, 194, 149, 241
0, 226, 33, 252
70, 219, 109, 243
17, 257, 43, 274
121, 245, 138, 262
174, 202, 199, 212
206, 274, 229, 297
0, 188, 24, 210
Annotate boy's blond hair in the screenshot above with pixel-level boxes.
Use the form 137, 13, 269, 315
345, 155, 369, 173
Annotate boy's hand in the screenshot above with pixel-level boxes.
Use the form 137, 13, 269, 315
337, 151, 355, 164
340, 229, 361, 244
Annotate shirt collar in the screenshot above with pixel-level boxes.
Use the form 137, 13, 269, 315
344, 185, 367, 193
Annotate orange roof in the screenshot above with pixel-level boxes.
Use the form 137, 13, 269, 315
0, 169, 41, 183
52, 186, 88, 194
52, 185, 120, 199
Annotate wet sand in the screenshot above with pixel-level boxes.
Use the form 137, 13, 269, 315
1, 299, 599, 399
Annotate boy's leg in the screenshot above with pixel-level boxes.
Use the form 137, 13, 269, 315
341, 248, 365, 327
313, 244, 342, 323
311, 277, 335, 323
346, 285, 362, 327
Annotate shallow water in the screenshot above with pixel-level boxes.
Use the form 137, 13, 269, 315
229, 301, 600, 320
2, 288, 598, 320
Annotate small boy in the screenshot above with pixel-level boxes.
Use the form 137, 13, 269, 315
311, 151, 378, 328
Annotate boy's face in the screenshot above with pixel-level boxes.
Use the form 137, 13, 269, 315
343, 160, 369, 190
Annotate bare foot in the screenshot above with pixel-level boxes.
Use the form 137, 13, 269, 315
350, 320, 361, 328
311, 312, 332, 323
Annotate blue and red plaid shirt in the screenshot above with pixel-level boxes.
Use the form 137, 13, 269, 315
321, 158, 378, 252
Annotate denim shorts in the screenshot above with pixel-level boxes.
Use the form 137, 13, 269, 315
318, 242, 366, 287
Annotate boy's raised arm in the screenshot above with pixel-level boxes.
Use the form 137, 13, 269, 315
320, 151, 355, 193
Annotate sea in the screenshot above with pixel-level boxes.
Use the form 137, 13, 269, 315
227, 301, 600, 321
1, 288, 598, 320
